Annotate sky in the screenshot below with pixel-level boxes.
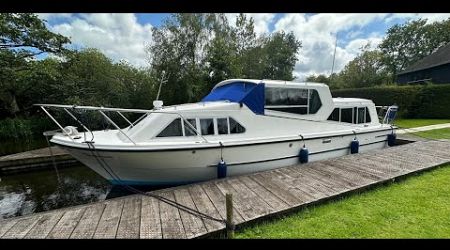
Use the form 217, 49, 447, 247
37, 13, 450, 81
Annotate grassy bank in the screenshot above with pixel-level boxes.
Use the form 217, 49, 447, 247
413, 128, 450, 140
236, 164, 450, 238
395, 119, 450, 129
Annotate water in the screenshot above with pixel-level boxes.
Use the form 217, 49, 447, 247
0, 164, 112, 219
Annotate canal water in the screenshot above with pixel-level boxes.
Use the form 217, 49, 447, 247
0, 139, 162, 220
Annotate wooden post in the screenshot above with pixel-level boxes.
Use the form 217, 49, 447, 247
225, 193, 235, 239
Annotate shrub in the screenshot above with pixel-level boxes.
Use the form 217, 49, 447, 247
331, 84, 450, 119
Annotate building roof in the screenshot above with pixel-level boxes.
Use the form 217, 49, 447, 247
398, 43, 450, 75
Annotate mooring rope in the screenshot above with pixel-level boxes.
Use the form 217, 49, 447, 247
85, 141, 226, 224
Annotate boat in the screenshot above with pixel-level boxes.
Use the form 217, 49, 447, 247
37, 79, 398, 186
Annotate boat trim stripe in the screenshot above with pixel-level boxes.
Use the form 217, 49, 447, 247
215, 139, 388, 167
53, 128, 393, 153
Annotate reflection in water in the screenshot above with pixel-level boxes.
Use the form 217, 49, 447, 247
0, 164, 112, 219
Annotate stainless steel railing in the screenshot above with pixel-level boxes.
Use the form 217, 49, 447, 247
35, 104, 208, 145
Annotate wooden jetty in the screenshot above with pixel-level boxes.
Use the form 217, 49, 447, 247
0, 146, 76, 174
1, 140, 450, 239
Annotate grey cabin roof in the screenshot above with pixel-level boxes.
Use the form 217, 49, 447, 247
398, 43, 450, 75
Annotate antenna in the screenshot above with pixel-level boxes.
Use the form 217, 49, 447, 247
156, 70, 168, 101
330, 33, 338, 77
153, 70, 168, 109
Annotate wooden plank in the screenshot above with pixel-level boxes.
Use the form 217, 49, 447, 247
227, 177, 274, 215
279, 167, 339, 196
93, 199, 125, 239
214, 179, 260, 221
140, 196, 162, 239
239, 175, 290, 212
188, 185, 224, 233
250, 172, 303, 207
70, 203, 106, 239
0, 220, 18, 238
315, 162, 378, 186
47, 207, 86, 239
173, 188, 208, 238
1, 215, 42, 239
303, 166, 357, 189
158, 191, 186, 239
348, 156, 404, 176
323, 160, 384, 181
336, 159, 391, 178
116, 195, 141, 239
271, 169, 322, 200
289, 166, 350, 193
201, 182, 245, 224
24, 211, 65, 239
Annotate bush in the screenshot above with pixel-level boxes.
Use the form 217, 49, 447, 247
332, 84, 450, 119
0, 117, 55, 141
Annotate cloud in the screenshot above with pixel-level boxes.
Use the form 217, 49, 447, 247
47, 14, 152, 67
386, 13, 450, 24
274, 14, 388, 80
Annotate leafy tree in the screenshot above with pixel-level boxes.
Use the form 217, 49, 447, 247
0, 13, 70, 57
261, 31, 302, 80
379, 18, 450, 76
336, 44, 392, 88
0, 13, 70, 116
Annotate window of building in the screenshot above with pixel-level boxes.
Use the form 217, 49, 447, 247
229, 117, 245, 134
184, 118, 197, 136
156, 118, 183, 137
200, 118, 215, 135
217, 118, 229, 135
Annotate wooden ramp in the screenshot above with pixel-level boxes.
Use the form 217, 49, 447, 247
1, 140, 450, 239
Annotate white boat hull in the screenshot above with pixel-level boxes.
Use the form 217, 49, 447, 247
57, 129, 392, 186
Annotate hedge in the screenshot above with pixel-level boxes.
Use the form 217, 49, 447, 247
331, 84, 450, 119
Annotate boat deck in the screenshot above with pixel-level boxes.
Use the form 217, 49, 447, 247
1, 140, 450, 238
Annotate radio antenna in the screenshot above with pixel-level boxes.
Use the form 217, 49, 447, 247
330, 33, 338, 78
156, 70, 168, 101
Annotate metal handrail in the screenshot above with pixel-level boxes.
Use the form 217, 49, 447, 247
35, 104, 209, 144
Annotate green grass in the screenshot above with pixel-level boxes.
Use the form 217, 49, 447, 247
413, 128, 450, 140
394, 119, 450, 129
235, 164, 450, 238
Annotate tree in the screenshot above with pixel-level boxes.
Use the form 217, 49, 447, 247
0, 13, 70, 58
337, 44, 392, 88
379, 18, 450, 76
261, 31, 302, 80
0, 13, 70, 116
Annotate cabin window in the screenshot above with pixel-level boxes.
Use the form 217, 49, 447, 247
265, 88, 322, 115
217, 118, 229, 135
229, 117, 245, 134
309, 90, 322, 114
327, 108, 340, 121
341, 108, 353, 123
184, 119, 197, 136
357, 107, 366, 124
328, 107, 372, 124
200, 119, 215, 135
365, 107, 371, 123
156, 118, 183, 137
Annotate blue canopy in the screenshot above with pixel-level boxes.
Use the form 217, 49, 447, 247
201, 81, 265, 115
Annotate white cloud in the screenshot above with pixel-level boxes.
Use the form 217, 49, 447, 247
386, 13, 450, 24
274, 14, 388, 80
48, 14, 152, 67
